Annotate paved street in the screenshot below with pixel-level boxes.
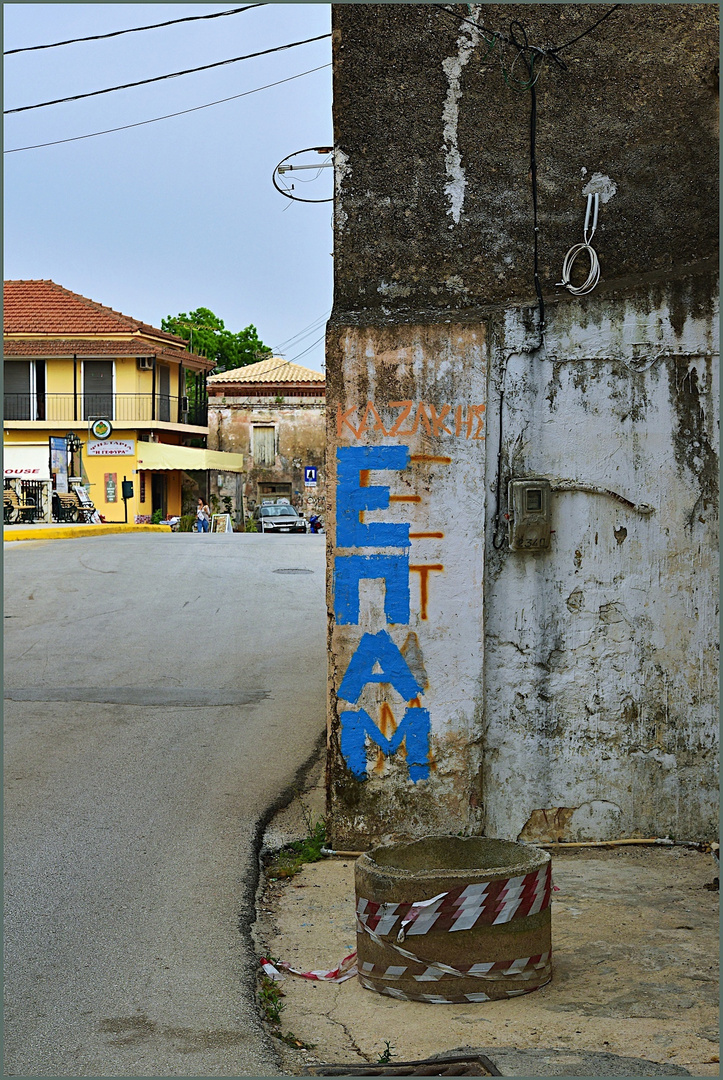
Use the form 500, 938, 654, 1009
4, 531, 327, 1077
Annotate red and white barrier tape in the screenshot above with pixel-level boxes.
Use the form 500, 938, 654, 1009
357, 862, 552, 940
260, 952, 358, 984
259, 868, 557, 993
356, 974, 551, 1004
358, 950, 551, 983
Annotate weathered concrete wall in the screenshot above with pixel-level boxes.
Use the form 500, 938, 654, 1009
332, 4, 718, 314
483, 280, 719, 843
326, 324, 488, 847
208, 397, 326, 518
327, 4, 718, 847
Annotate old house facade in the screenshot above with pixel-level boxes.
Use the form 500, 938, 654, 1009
326, 5, 718, 848
207, 356, 326, 522
3, 280, 244, 523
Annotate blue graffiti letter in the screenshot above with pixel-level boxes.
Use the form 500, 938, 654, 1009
334, 554, 409, 625
336, 445, 410, 548
338, 630, 423, 703
341, 707, 431, 782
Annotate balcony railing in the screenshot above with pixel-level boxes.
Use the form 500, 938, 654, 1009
4, 394, 208, 427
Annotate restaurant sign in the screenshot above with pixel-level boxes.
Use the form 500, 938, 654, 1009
5, 443, 51, 480
87, 439, 136, 456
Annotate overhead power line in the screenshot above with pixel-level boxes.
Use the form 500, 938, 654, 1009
4, 32, 331, 115
4, 5, 264, 55
273, 310, 331, 354
4, 63, 332, 154
288, 333, 326, 364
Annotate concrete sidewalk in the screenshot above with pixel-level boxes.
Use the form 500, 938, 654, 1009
255, 761, 719, 1078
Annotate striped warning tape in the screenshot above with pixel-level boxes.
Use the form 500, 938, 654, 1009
357, 915, 551, 983
357, 973, 552, 1004
260, 951, 358, 984
357, 951, 551, 983
357, 862, 551, 940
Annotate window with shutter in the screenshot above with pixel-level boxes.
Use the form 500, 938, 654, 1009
253, 426, 275, 466
83, 360, 114, 420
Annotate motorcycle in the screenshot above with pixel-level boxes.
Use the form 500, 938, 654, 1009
308, 514, 323, 534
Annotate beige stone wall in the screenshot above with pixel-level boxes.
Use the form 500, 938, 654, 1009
208, 396, 326, 521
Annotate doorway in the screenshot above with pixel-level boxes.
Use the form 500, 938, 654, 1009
151, 473, 166, 517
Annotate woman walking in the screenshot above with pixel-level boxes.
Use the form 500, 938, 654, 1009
196, 498, 210, 533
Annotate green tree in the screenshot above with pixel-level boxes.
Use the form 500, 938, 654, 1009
162, 307, 272, 373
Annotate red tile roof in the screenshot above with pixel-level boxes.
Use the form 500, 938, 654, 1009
207, 356, 325, 386
3, 339, 204, 365
4, 279, 183, 343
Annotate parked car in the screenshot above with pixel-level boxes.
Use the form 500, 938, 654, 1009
253, 502, 307, 534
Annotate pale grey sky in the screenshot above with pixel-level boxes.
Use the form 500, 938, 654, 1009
4, 3, 333, 371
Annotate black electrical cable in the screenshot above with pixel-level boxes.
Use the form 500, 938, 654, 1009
4, 63, 331, 154
4, 32, 331, 115
550, 5, 621, 54
491, 353, 509, 550
434, 5, 621, 349
434, 3, 620, 62
4, 6, 264, 55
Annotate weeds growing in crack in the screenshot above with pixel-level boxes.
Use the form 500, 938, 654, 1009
377, 1041, 394, 1064
258, 972, 286, 1025
266, 809, 327, 880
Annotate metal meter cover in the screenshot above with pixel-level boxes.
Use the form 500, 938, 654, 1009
508, 479, 551, 551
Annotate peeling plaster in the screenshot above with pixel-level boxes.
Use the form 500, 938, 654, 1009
334, 148, 351, 233
441, 9, 482, 225
378, 280, 413, 299
582, 172, 618, 203
484, 296, 718, 843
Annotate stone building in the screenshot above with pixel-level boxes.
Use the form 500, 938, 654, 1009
326, 5, 718, 848
207, 356, 325, 522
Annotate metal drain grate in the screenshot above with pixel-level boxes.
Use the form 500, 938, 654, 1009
273, 568, 314, 574
302, 1054, 500, 1076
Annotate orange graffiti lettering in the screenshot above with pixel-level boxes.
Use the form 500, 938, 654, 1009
402, 402, 432, 437
455, 404, 464, 436
356, 400, 389, 438
388, 401, 413, 436
410, 454, 453, 464
470, 404, 486, 440
389, 494, 422, 503
429, 404, 452, 437
409, 564, 444, 620
375, 702, 398, 772
336, 404, 360, 438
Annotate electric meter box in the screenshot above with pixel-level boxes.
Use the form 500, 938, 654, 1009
508, 479, 552, 551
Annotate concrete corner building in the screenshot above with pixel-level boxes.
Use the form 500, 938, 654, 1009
207, 357, 326, 519
326, 5, 719, 848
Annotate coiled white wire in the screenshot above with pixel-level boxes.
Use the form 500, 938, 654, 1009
557, 192, 601, 296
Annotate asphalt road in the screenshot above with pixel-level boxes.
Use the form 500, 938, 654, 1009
4, 531, 327, 1077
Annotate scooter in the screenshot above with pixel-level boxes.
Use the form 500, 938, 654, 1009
308, 514, 323, 534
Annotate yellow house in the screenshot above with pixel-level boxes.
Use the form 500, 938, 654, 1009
3, 280, 244, 522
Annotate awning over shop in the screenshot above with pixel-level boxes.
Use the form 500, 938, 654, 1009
135, 442, 244, 473
4, 442, 51, 480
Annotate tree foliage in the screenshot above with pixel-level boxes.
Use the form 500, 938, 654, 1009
162, 307, 272, 373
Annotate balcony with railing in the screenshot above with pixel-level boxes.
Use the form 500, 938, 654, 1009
3, 393, 208, 427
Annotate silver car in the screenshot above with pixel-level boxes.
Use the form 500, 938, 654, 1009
253, 503, 307, 534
